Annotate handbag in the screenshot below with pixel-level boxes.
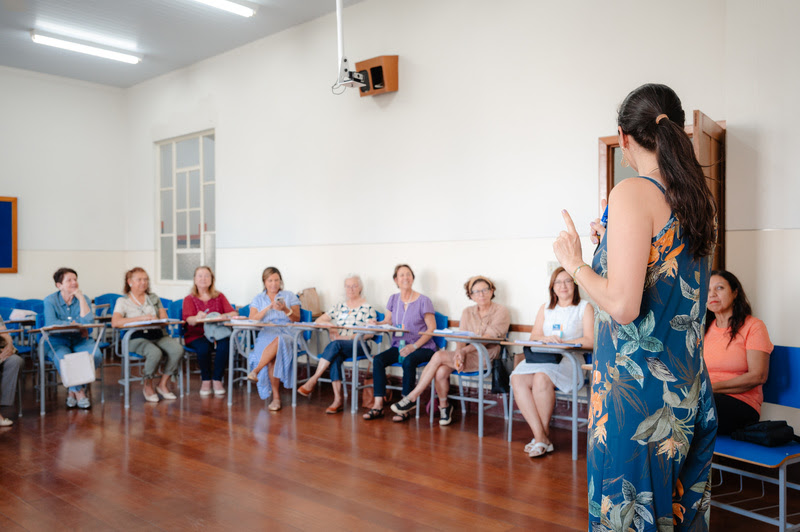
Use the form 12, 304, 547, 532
60, 351, 96, 388
204, 312, 232, 341
491, 358, 510, 394
731, 420, 799, 447
523, 346, 562, 364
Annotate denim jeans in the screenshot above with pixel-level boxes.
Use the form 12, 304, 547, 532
372, 346, 435, 397
187, 336, 230, 381
46, 334, 101, 393
319, 339, 367, 382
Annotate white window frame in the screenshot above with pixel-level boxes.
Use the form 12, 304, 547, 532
156, 129, 216, 283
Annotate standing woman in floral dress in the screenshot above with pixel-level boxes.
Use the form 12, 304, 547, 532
554, 84, 718, 530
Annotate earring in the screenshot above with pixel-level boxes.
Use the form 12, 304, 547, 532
620, 147, 630, 168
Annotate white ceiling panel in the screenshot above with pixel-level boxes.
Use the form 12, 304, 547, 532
0, 0, 362, 87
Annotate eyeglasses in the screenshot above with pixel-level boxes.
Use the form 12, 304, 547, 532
553, 280, 574, 286
471, 288, 491, 296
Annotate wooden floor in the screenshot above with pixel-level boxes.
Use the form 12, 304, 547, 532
0, 369, 787, 531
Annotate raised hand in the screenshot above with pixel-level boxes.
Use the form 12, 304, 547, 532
553, 209, 584, 273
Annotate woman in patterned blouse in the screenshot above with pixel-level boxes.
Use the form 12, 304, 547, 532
298, 275, 376, 414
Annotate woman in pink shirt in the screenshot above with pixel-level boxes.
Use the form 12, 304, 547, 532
704, 270, 773, 435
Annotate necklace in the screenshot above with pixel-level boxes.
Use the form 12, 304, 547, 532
130, 293, 145, 307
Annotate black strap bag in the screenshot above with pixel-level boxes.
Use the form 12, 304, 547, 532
731, 420, 799, 447
491, 358, 510, 394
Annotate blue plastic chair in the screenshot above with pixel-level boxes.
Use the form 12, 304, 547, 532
16, 299, 44, 312
160, 298, 173, 311
238, 305, 250, 317
0, 297, 20, 308
167, 299, 199, 393
431, 322, 510, 438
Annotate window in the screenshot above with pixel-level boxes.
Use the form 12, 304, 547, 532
157, 131, 216, 281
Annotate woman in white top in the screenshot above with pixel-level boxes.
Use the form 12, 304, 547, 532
511, 267, 594, 458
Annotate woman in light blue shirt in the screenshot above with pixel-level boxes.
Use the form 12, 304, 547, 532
247, 266, 301, 411
43, 267, 99, 409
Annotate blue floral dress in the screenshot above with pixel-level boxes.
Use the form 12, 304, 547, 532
588, 177, 717, 531
249, 290, 301, 400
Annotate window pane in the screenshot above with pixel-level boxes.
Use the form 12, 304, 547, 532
203, 184, 215, 232
160, 144, 172, 188
203, 135, 215, 182
160, 190, 173, 234
161, 236, 173, 280
203, 233, 216, 271
189, 170, 201, 209
176, 137, 199, 168
176, 172, 187, 209
189, 210, 201, 249
177, 253, 201, 281
177, 212, 187, 249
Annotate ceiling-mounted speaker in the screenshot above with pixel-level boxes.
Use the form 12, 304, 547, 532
354, 55, 398, 97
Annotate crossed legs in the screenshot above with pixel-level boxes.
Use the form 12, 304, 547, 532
249, 338, 282, 410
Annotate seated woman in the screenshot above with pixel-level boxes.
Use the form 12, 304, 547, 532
182, 266, 239, 397
297, 274, 377, 414
246, 266, 301, 411
43, 267, 101, 409
510, 267, 594, 458
0, 316, 23, 426
363, 264, 437, 422
705, 270, 773, 435
390, 275, 510, 425
111, 267, 184, 403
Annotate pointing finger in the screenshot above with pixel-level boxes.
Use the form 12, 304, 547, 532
561, 209, 577, 234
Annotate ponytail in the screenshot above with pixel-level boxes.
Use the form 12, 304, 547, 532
655, 119, 716, 259
618, 84, 716, 260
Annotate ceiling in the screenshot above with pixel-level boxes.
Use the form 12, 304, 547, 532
0, 0, 362, 88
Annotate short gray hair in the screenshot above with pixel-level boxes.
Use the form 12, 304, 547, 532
344, 274, 364, 293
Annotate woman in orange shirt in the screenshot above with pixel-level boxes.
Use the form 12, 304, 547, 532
704, 270, 773, 435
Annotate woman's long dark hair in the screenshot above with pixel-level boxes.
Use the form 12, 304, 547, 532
618, 84, 716, 259
705, 270, 752, 345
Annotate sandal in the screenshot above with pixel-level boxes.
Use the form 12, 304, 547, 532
268, 400, 282, 411
392, 411, 411, 423
524, 439, 537, 454
528, 441, 554, 458
362, 408, 384, 420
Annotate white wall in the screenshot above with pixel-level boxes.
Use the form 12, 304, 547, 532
0, 66, 127, 298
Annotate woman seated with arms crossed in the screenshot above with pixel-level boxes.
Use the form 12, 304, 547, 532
510, 266, 594, 458
182, 266, 239, 397
297, 274, 376, 414
0, 316, 23, 426
246, 266, 301, 411
111, 267, 184, 403
390, 275, 510, 425
704, 270, 773, 435
363, 264, 437, 422
43, 267, 101, 409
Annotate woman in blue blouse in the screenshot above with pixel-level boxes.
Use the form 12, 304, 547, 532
43, 267, 99, 409
247, 266, 301, 411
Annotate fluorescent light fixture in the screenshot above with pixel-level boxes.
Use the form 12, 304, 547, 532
190, 0, 256, 18
31, 31, 141, 64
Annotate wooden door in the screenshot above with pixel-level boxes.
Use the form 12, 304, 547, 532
692, 110, 726, 271
598, 110, 726, 270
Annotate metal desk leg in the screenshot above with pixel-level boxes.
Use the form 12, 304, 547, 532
227, 330, 237, 407
568, 352, 580, 461
123, 334, 130, 409
39, 339, 46, 416
351, 333, 363, 414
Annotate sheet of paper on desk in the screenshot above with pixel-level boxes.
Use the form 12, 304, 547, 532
297, 322, 317, 326
364, 324, 396, 330
435, 329, 475, 336
229, 319, 259, 325
514, 340, 583, 348
126, 318, 170, 327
